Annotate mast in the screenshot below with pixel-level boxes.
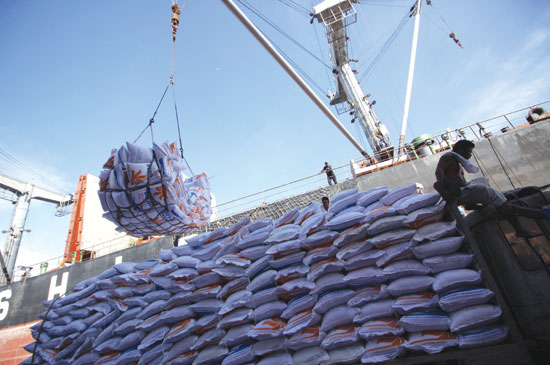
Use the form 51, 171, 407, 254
221, 0, 370, 157
398, 0, 422, 156
312, 0, 392, 160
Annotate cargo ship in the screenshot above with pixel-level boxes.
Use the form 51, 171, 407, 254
1, 1, 549, 364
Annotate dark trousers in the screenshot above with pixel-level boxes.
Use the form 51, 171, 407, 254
327, 174, 337, 185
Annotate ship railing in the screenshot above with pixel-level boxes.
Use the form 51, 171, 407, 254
351, 100, 550, 176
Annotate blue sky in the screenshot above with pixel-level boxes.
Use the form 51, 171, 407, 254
1, 0, 549, 271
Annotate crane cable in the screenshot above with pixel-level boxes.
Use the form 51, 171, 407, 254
134, 1, 194, 175
426, 0, 463, 48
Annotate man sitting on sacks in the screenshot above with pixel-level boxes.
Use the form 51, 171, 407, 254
435, 139, 549, 238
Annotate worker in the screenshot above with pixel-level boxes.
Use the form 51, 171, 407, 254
435, 139, 549, 238
320, 162, 337, 186
322, 196, 330, 211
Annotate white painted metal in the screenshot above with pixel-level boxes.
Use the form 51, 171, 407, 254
221, 0, 370, 157
0, 173, 73, 283
314, 0, 391, 156
398, 0, 422, 156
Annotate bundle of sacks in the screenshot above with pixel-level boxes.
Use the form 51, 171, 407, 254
98, 141, 212, 237
24, 183, 508, 364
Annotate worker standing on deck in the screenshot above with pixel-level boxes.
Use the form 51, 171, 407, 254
435, 139, 549, 238
321, 162, 337, 186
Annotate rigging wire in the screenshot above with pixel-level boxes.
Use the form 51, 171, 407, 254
236, 0, 328, 96
313, 21, 333, 89
357, 4, 413, 85
277, 0, 310, 17
237, 0, 331, 71
0, 148, 69, 193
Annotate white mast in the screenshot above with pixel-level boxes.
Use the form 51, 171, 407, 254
312, 0, 392, 161
398, 0, 422, 156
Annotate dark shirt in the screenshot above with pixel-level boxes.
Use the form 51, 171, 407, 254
322, 164, 335, 176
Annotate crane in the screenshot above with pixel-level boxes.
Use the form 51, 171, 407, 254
312, 0, 393, 161
0, 173, 73, 283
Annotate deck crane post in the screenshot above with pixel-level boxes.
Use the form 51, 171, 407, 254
221, 0, 371, 159
0, 174, 73, 283
312, 0, 394, 162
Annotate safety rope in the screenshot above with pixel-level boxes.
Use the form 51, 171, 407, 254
486, 137, 517, 190
487, 137, 524, 188
472, 149, 503, 192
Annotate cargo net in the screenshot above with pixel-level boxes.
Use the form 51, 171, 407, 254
98, 141, 211, 237
27, 183, 508, 365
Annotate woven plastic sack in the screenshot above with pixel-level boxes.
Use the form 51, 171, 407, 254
405, 331, 458, 354
265, 224, 300, 244
423, 253, 474, 274
300, 214, 327, 239
432, 269, 482, 293
376, 241, 416, 267
219, 323, 253, 348
362, 204, 397, 224
392, 292, 439, 314
269, 251, 306, 270
308, 258, 343, 282
249, 317, 286, 340
388, 275, 434, 297
383, 259, 430, 280
258, 351, 294, 365
276, 264, 308, 284
348, 284, 389, 307
252, 336, 286, 357
284, 309, 322, 336
193, 345, 228, 365
362, 336, 406, 363
99, 141, 212, 237
222, 344, 254, 365
321, 325, 358, 350
219, 290, 252, 315
304, 245, 338, 266
314, 289, 355, 315
266, 239, 301, 257
247, 217, 273, 232
357, 186, 388, 207
354, 299, 394, 324
358, 317, 404, 340
292, 346, 331, 365
450, 304, 502, 333
301, 230, 339, 250
311, 273, 347, 295
328, 190, 359, 215
282, 294, 317, 319
321, 305, 358, 332
217, 308, 252, 329
252, 301, 287, 322
344, 266, 386, 287
332, 223, 369, 249
458, 325, 508, 348
367, 228, 415, 249
413, 236, 464, 260
393, 193, 440, 214
343, 250, 385, 271
325, 211, 365, 231
275, 278, 315, 301
381, 184, 418, 205
399, 311, 451, 332
439, 287, 494, 312
336, 240, 373, 261
286, 326, 325, 351
413, 221, 457, 243
367, 215, 408, 236
404, 203, 446, 229
328, 343, 364, 364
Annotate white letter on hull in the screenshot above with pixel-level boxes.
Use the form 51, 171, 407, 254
0, 289, 12, 321
48, 272, 69, 301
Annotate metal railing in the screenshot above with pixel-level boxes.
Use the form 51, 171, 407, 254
8, 101, 549, 283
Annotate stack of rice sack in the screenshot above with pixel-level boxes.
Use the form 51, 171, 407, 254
98, 141, 212, 237
24, 183, 508, 365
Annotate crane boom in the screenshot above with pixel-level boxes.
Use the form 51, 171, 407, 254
313, 0, 392, 159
